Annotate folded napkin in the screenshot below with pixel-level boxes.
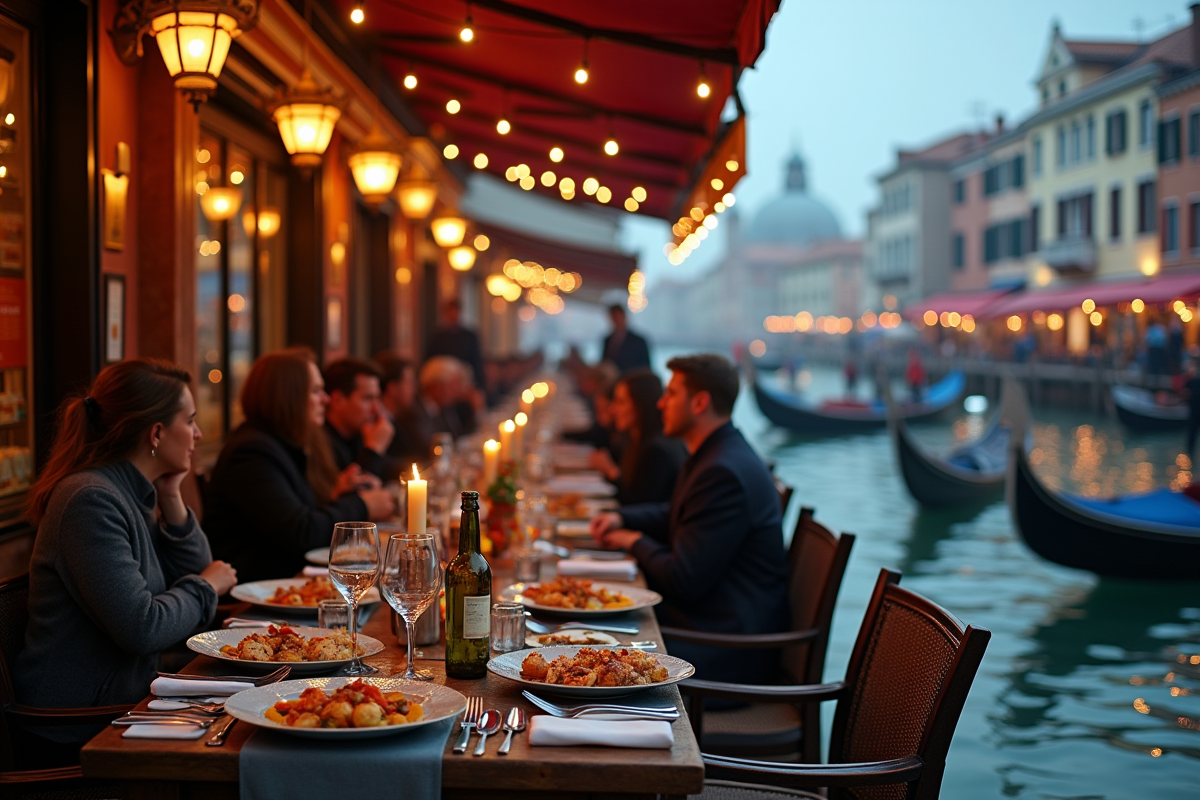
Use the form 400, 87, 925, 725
556, 558, 637, 581
149, 699, 225, 710
150, 677, 252, 698
556, 519, 593, 539
528, 716, 673, 749
122, 723, 207, 740
302, 565, 329, 577
223, 617, 277, 628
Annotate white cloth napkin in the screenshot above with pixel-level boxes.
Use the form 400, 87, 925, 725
556, 520, 593, 539
150, 677, 251, 698
302, 565, 329, 577
148, 699, 225, 710
223, 617, 277, 628
556, 558, 637, 581
528, 716, 673, 748
121, 724, 207, 740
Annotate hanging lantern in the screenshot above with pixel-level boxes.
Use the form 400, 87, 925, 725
396, 177, 437, 219
268, 68, 343, 169
431, 216, 466, 247
348, 125, 402, 206
199, 186, 243, 221
110, 1, 260, 107
256, 207, 281, 238
448, 245, 476, 272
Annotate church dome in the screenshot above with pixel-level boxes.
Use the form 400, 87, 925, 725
746, 152, 842, 247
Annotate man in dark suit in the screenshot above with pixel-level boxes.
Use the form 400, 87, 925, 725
590, 353, 788, 686
601, 304, 651, 374
425, 298, 486, 393
323, 358, 394, 480
373, 352, 426, 474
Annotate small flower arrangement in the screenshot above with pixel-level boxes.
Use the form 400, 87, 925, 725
485, 460, 520, 556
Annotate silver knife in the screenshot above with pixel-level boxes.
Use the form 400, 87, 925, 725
555, 623, 639, 634
206, 716, 238, 746
114, 717, 213, 726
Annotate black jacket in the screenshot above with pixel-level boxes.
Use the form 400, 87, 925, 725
425, 325, 486, 390
323, 421, 388, 480
615, 434, 687, 507
623, 423, 788, 684
602, 329, 652, 374
205, 422, 368, 582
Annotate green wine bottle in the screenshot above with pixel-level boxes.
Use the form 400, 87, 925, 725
445, 490, 492, 678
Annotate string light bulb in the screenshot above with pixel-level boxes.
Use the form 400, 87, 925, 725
403, 73, 417, 90
549, 146, 564, 163
350, 2, 364, 24
604, 138, 619, 156
574, 38, 590, 84
460, 6, 474, 42
696, 61, 711, 98
446, 99, 461, 114
496, 118, 511, 135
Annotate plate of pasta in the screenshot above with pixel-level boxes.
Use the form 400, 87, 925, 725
487, 646, 694, 698
224, 677, 467, 739
230, 577, 381, 611
498, 577, 660, 617
187, 626, 385, 675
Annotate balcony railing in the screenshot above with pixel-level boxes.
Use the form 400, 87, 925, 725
1040, 235, 1097, 272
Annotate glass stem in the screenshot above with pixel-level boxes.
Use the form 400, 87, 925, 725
405, 618, 418, 679
348, 598, 360, 668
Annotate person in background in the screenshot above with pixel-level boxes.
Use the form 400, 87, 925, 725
205, 349, 395, 581
844, 357, 859, 398
589, 369, 686, 506
322, 358, 393, 481
1168, 317, 1185, 375
906, 348, 926, 403
589, 354, 788, 687
1145, 318, 1168, 376
373, 352, 424, 472
1185, 361, 1200, 456
564, 363, 621, 459
601, 304, 651, 374
400, 356, 474, 458
425, 298, 486, 394
15, 359, 237, 750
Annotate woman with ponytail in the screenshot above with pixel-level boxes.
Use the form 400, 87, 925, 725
15, 359, 237, 740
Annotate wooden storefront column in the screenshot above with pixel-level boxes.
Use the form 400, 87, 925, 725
286, 169, 324, 355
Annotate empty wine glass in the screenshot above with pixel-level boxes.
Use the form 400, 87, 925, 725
328, 522, 380, 676
381, 532, 442, 681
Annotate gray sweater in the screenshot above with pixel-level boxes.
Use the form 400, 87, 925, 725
14, 461, 217, 724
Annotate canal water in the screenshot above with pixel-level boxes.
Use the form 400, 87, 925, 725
728, 364, 1198, 799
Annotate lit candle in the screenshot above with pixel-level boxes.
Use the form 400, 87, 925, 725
521, 388, 534, 417
514, 412, 528, 460
407, 464, 426, 534
499, 419, 515, 464
483, 438, 500, 486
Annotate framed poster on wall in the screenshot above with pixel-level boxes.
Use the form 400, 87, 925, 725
104, 274, 124, 363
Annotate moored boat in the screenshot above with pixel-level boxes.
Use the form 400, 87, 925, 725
892, 408, 1009, 508
1110, 385, 1188, 431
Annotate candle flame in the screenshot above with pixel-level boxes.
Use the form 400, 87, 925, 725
502, 419, 515, 433
485, 439, 500, 451
515, 412, 528, 425
412, 464, 420, 481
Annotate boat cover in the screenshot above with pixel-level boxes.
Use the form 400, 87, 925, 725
1068, 488, 1200, 529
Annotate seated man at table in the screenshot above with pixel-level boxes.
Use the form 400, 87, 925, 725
590, 353, 789, 686
323, 357, 394, 480
374, 352, 426, 472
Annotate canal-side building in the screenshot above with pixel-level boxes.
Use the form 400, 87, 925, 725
1156, 63, 1200, 274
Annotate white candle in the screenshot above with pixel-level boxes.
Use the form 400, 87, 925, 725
407, 464, 427, 534
521, 388, 534, 417
500, 419, 515, 464
483, 439, 500, 486
514, 412, 528, 460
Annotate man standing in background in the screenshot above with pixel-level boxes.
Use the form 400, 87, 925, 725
601, 304, 651, 374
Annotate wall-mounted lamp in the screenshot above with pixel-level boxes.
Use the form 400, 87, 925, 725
348, 125, 402, 206
267, 68, 344, 170
199, 185, 243, 221
431, 216, 467, 248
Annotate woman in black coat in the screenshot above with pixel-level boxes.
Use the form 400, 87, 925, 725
589, 369, 686, 506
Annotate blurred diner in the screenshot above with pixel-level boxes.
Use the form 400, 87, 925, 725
563, 362, 620, 458
373, 352, 426, 471
425, 297, 486, 393
322, 357, 394, 480
400, 356, 480, 458
601, 303, 652, 374
204, 348, 394, 582
588, 368, 686, 505
15, 359, 237, 750
590, 353, 789, 686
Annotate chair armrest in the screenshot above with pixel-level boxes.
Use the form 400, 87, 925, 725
680, 679, 846, 704
6, 703, 134, 726
660, 626, 819, 649
704, 753, 925, 789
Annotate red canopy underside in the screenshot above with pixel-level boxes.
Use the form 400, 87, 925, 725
985, 271, 1200, 317
477, 221, 636, 294
332, 0, 780, 219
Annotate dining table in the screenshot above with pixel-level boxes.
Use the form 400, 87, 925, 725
79, 545, 705, 800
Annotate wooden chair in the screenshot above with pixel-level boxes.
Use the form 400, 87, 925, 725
691, 569, 992, 800
775, 481, 794, 516
0, 573, 129, 796
667, 508, 854, 762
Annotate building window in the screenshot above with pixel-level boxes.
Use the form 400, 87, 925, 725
1138, 99, 1154, 148
1086, 115, 1096, 160
1106, 109, 1128, 155
983, 219, 1027, 264
952, 233, 965, 268
1163, 203, 1180, 254
1109, 186, 1121, 241
1032, 135, 1043, 175
1159, 116, 1182, 164
1012, 154, 1025, 188
953, 178, 965, 205
1057, 192, 1094, 239
1030, 204, 1040, 253
1057, 124, 1066, 167
1070, 120, 1081, 163
1137, 180, 1156, 234
1190, 201, 1200, 251
1059, 80, 1066, 97
1189, 110, 1200, 157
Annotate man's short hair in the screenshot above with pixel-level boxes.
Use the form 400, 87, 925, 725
666, 353, 739, 417
323, 358, 382, 397
373, 352, 412, 389
420, 356, 469, 392
608, 304, 626, 317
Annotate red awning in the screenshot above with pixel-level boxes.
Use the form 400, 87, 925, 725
903, 288, 1017, 320
984, 271, 1200, 318
331, 0, 781, 219
476, 221, 636, 293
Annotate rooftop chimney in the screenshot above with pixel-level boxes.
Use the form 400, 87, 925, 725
995, 113, 1005, 134
1193, 4, 1200, 69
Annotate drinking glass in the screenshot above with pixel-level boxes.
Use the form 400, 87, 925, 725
329, 522, 380, 676
381, 532, 442, 681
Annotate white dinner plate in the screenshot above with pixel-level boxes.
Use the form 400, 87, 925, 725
224, 677, 467, 739
524, 630, 619, 648
304, 547, 329, 565
498, 582, 661, 617
488, 645, 694, 698
545, 478, 617, 498
230, 578, 381, 613
187, 627, 385, 675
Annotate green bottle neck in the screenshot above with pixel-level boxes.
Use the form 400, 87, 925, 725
458, 507, 481, 555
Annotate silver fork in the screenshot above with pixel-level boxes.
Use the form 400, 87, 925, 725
452, 696, 483, 754
521, 691, 679, 719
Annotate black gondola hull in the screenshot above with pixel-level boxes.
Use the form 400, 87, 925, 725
894, 422, 1005, 507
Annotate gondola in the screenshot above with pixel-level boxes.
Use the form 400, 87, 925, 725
1110, 385, 1188, 431
1006, 384, 1200, 580
891, 389, 1012, 508
752, 370, 964, 435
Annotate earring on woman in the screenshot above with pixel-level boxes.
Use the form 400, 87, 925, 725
151, 443, 158, 458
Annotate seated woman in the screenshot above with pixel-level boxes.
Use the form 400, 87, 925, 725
589, 369, 686, 506
204, 349, 395, 582
15, 359, 238, 742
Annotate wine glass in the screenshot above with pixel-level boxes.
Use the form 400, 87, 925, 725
328, 522, 380, 676
381, 532, 442, 681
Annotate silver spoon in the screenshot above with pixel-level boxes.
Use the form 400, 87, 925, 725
473, 709, 502, 756
498, 706, 526, 755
